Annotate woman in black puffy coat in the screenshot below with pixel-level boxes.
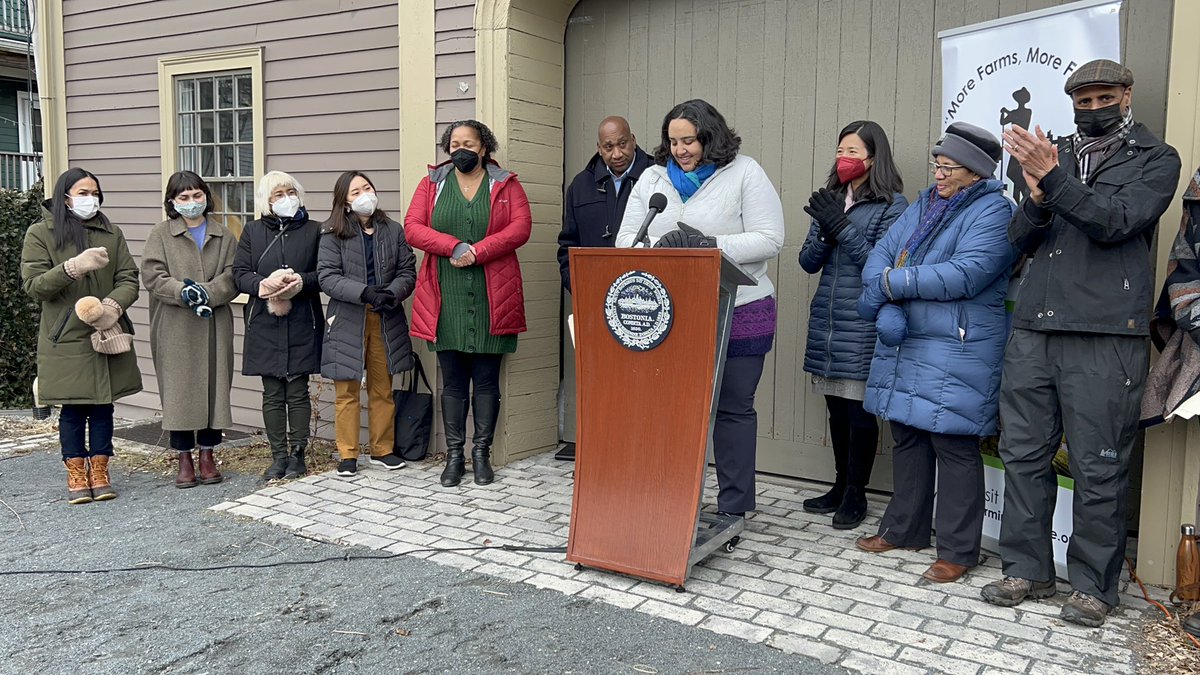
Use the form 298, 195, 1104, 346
798, 120, 906, 529
233, 171, 324, 480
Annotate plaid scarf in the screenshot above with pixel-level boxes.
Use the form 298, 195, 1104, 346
895, 181, 985, 268
1073, 107, 1135, 183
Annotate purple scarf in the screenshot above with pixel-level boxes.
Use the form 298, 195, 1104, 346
896, 181, 984, 267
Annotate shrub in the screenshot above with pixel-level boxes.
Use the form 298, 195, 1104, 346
0, 181, 44, 407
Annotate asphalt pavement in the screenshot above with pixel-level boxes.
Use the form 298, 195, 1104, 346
0, 450, 845, 675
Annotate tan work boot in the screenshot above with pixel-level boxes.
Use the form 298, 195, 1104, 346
64, 458, 93, 504
88, 455, 118, 501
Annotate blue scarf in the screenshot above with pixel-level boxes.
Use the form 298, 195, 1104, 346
668, 160, 717, 202
896, 181, 986, 267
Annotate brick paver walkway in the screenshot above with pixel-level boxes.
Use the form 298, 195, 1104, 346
212, 452, 1156, 674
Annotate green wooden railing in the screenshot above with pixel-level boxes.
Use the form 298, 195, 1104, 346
1, 0, 30, 38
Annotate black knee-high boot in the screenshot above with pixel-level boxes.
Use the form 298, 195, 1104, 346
440, 396, 468, 487
805, 397, 850, 514
471, 394, 500, 485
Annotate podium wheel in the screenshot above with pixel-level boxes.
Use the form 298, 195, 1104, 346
723, 536, 740, 553
574, 563, 584, 571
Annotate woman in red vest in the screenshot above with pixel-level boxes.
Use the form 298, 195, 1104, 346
405, 119, 532, 488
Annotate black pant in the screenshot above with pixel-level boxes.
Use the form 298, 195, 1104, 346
437, 351, 502, 399
878, 421, 984, 567
825, 395, 879, 488
997, 329, 1148, 607
59, 404, 115, 460
261, 376, 311, 451
713, 354, 767, 514
170, 428, 223, 452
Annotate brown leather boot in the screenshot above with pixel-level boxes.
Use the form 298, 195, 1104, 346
65, 458, 93, 504
197, 448, 223, 485
88, 455, 118, 501
176, 452, 199, 489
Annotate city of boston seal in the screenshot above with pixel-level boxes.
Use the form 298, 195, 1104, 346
604, 270, 673, 351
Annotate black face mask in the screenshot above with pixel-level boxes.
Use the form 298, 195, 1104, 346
451, 148, 480, 173
1074, 103, 1124, 137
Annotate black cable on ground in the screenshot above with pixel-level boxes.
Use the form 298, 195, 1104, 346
0, 543, 567, 577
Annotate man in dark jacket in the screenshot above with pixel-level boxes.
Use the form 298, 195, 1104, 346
556, 116, 651, 291
982, 60, 1182, 627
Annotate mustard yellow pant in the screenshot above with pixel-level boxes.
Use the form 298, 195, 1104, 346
334, 309, 395, 460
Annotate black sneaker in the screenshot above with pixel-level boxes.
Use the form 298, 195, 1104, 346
336, 459, 357, 477
369, 454, 405, 470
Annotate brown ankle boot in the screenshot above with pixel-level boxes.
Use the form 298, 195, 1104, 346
176, 452, 199, 489
197, 448, 223, 485
65, 458, 93, 504
88, 455, 118, 501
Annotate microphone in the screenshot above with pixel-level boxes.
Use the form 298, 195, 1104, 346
634, 193, 668, 247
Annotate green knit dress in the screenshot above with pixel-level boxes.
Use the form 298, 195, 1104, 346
429, 172, 517, 354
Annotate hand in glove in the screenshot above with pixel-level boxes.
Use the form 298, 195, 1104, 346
361, 285, 397, 311
803, 188, 851, 240
74, 296, 122, 331
65, 247, 110, 278
258, 272, 288, 299
277, 274, 303, 300
653, 222, 716, 249
875, 303, 908, 347
181, 278, 211, 308
857, 267, 894, 321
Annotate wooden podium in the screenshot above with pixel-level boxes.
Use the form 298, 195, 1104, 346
565, 247, 756, 588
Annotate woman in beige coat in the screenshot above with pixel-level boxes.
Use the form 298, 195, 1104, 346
141, 170, 238, 488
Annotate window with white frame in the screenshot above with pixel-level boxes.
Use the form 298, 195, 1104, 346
175, 70, 255, 235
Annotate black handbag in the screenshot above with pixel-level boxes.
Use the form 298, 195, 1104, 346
393, 358, 433, 461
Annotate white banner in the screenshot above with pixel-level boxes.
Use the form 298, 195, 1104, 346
939, 0, 1121, 201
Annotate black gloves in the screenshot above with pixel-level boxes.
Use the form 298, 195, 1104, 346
361, 285, 398, 311
804, 188, 851, 240
654, 222, 716, 249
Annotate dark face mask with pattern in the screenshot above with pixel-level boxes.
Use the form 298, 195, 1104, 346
1074, 103, 1124, 137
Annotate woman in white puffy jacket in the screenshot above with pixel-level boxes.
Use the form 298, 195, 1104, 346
615, 99, 785, 519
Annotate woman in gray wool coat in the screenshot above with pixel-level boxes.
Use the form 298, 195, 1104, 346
141, 170, 238, 489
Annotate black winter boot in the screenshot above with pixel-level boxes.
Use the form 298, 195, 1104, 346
832, 485, 868, 529
803, 480, 845, 515
471, 394, 500, 485
440, 395, 468, 487
263, 447, 288, 481
284, 445, 307, 479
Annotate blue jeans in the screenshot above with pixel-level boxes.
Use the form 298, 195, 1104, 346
59, 404, 115, 460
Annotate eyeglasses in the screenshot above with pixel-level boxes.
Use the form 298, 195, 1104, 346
929, 162, 965, 176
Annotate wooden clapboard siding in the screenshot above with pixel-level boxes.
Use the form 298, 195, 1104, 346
61, 0, 401, 436
435, 0, 477, 136
559, 0, 1173, 485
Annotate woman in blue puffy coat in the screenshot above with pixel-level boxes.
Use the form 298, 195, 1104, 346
799, 121, 907, 530
854, 122, 1016, 585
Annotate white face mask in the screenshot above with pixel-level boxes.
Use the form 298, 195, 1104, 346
271, 195, 301, 219
69, 195, 99, 221
350, 192, 378, 217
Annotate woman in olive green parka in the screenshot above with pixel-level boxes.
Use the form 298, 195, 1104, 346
20, 168, 142, 504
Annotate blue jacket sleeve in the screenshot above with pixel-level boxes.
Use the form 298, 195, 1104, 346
885, 198, 1018, 302
857, 201, 915, 319
798, 219, 832, 273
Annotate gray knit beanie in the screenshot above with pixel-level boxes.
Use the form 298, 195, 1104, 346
932, 122, 1002, 179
